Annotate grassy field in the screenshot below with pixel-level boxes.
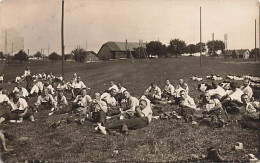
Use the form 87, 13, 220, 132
0, 57, 259, 162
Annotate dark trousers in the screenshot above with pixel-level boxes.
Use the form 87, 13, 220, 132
107, 117, 149, 131
92, 111, 106, 126
223, 101, 243, 113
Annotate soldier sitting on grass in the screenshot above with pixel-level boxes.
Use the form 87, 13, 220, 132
0, 92, 35, 124
71, 76, 87, 99
199, 92, 228, 127
48, 90, 69, 116
239, 94, 259, 130
161, 79, 175, 102
101, 88, 118, 109
90, 93, 108, 133
144, 82, 162, 104
221, 82, 244, 113
72, 88, 92, 124
107, 90, 139, 119
175, 90, 197, 123
34, 88, 57, 112
99, 98, 152, 135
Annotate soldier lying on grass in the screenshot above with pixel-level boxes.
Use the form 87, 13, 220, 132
0, 92, 35, 124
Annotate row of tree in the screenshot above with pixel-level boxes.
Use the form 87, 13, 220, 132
145, 39, 226, 58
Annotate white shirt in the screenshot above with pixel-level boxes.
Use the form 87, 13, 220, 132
163, 84, 175, 95
180, 95, 196, 109
118, 87, 127, 94
57, 83, 68, 90
101, 92, 117, 106
241, 85, 253, 99
72, 81, 86, 89
229, 88, 244, 103
36, 81, 44, 91
124, 96, 139, 112
91, 100, 108, 113
24, 70, 30, 77
13, 87, 29, 97
55, 95, 68, 106
74, 95, 92, 108
141, 105, 153, 123
0, 94, 9, 103
8, 98, 28, 111
108, 84, 119, 93
208, 86, 227, 98
145, 86, 162, 99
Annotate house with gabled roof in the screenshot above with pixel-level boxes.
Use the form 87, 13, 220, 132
223, 49, 250, 58
97, 41, 146, 60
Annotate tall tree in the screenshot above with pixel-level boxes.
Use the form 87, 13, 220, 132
71, 48, 85, 62
13, 50, 28, 65
186, 44, 197, 54
195, 42, 206, 53
167, 39, 187, 57
206, 40, 225, 55
146, 41, 167, 57
0, 52, 4, 59
49, 52, 60, 61
34, 51, 42, 58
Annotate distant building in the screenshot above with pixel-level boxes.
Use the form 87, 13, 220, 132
83, 51, 99, 63
223, 49, 250, 59
97, 41, 146, 60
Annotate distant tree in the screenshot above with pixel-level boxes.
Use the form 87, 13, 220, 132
206, 40, 225, 56
167, 39, 187, 57
250, 48, 260, 58
13, 50, 28, 65
195, 42, 206, 53
71, 48, 85, 62
185, 44, 197, 54
34, 51, 42, 58
64, 54, 72, 60
49, 52, 60, 61
0, 52, 4, 59
134, 47, 147, 59
146, 41, 167, 57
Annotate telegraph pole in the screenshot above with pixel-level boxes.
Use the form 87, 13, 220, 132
48, 44, 50, 56
11, 43, 13, 56
200, 6, 202, 67
5, 30, 8, 65
61, 0, 65, 77
86, 40, 88, 51
255, 19, 257, 61
212, 33, 215, 56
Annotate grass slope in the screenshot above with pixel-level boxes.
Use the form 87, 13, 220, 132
0, 57, 259, 162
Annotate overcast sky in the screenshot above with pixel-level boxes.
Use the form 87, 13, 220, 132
0, 0, 259, 55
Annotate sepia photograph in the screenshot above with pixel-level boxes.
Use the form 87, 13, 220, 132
0, 0, 259, 162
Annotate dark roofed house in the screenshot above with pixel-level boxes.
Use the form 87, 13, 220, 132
83, 51, 99, 63
97, 41, 146, 60
224, 49, 250, 59
234, 49, 250, 59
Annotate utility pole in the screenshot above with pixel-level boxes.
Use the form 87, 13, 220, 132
86, 40, 88, 51
61, 0, 65, 77
11, 43, 13, 56
212, 33, 214, 56
5, 30, 8, 65
125, 39, 128, 58
48, 44, 50, 56
28, 49, 30, 56
200, 6, 202, 67
255, 19, 257, 61
22, 37, 24, 51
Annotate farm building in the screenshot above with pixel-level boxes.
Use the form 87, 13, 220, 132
234, 49, 250, 58
223, 49, 250, 58
97, 41, 146, 60
83, 51, 99, 63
